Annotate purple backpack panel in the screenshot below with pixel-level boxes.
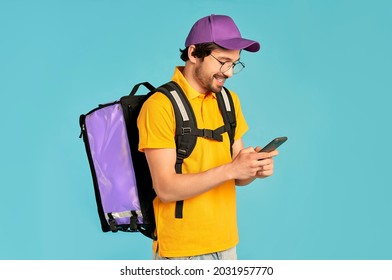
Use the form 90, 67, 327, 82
84, 103, 142, 225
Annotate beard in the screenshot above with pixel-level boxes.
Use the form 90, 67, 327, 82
195, 65, 227, 94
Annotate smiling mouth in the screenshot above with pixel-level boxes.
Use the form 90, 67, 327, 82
214, 75, 226, 85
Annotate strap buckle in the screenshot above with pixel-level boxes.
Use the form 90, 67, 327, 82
202, 129, 213, 139
181, 127, 191, 135
177, 148, 188, 160
202, 129, 223, 142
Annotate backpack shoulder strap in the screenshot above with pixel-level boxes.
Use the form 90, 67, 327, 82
157, 81, 197, 219
157, 81, 198, 175
216, 86, 237, 156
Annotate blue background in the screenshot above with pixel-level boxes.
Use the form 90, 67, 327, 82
1, 0, 391, 260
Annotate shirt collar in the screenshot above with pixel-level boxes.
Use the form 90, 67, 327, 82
172, 66, 216, 100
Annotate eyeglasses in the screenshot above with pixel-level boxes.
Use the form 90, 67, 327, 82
210, 54, 245, 74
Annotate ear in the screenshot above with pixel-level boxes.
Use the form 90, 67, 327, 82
188, 45, 198, 63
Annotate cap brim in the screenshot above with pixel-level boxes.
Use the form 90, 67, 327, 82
215, 38, 260, 52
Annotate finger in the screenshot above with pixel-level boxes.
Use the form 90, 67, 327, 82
261, 170, 273, 177
258, 158, 273, 165
258, 152, 269, 160
269, 150, 279, 157
256, 169, 273, 178
242, 146, 257, 154
261, 164, 273, 171
254, 146, 262, 152
259, 150, 279, 160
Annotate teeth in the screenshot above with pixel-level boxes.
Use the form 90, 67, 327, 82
214, 75, 225, 83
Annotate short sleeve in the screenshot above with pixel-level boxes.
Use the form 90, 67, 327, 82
137, 92, 176, 152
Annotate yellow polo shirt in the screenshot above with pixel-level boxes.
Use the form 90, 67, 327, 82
137, 67, 248, 257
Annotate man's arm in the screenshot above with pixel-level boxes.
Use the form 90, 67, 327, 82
144, 138, 278, 202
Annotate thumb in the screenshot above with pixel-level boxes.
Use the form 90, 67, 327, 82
254, 146, 262, 152
242, 146, 257, 153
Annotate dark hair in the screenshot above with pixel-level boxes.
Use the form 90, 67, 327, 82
180, 43, 221, 62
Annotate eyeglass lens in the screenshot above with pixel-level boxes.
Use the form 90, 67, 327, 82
221, 61, 244, 74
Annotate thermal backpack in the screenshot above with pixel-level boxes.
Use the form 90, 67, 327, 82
79, 81, 236, 240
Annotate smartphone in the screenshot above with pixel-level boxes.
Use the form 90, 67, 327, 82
259, 136, 288, 152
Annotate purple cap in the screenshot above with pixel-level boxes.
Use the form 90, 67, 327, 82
185, 14, 260, 52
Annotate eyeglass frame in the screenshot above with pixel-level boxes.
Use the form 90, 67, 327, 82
209, 53, 245, 74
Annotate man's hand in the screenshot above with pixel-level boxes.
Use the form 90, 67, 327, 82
232, 146, 279, 186
254, 146, 279, 178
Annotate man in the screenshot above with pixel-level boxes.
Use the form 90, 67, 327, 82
137, 14, 278, 260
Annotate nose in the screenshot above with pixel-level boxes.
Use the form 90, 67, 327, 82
223, 66, 234, 78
